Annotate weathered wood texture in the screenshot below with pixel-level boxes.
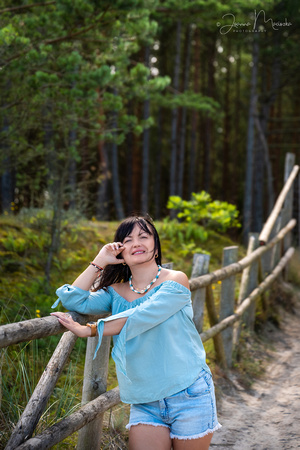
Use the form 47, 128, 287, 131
200, 247, 294, 343
237, 236, 256, 307
205, 285, 227, 368
0, 312, 107, 349
269, 215, 282, 272
298, 174, 300, 248
189, 218, 296, 291
5, 331, 78, 450
191, 253, 210, 333
243, 234, 259, 330
282, 155, 296, 278
77, 336, 111, 450
219, 246, 238, 367
233, 235, 257, 348
15, 388, 121, 450
259, 161, 298, 245
162, 262, 174, 269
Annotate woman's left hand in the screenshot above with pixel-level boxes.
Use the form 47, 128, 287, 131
50, 312, 91, 338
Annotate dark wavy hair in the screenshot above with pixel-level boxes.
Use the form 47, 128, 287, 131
93, 215, 162, 291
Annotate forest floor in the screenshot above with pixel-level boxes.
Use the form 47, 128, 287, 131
210, 290, 300, 450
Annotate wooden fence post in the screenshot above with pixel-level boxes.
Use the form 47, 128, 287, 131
269, 215, 282, 271
261, 215, 281, 276
219, 246, 238, 368
77, 336, 111, 450
205, 285, 227, 369
191, 253, 210, 333
233, 234, 258, 350
5, 331, 78, 450
298, 173, 300, 249
282, 153, 295, 279
243, 233, 259, 330
162, 262, 173, 269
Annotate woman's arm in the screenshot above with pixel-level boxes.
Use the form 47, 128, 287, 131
103, 317, 128, 336
72, 241, 125, 291
52, 241, 126, 311
50, 311, 127, 337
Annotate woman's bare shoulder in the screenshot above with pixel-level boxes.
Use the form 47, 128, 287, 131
161, 268, 190, 290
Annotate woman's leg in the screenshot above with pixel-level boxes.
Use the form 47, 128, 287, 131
172, 432, 213, 450
129, 424, 172, 450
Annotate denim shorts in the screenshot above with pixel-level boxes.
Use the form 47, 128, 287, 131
126, 369, 222, 440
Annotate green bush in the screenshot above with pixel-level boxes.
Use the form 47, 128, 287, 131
167, 191, 241, 232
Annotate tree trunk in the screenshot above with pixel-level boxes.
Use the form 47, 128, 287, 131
188, 28, 200, 198
154, 107, 163, 219
203, 35, 216, 193
242, 34, 259, 244
125, 101, 134, 215
80, 133, 90, 217
43, 107, 64, 283
188, 112, 197, 198
222, 39, 231, 201
44, 107, 57, 202
96, 140, 109, 220
169, 20, 182, 204
110, 94, 125, 220
0, 156, 14, 213
68, 128, 77, 210
252, 132, 264, 232
0, 115, 14, 212
141, 46, 150, 214
177, 25, 192, 198
45, 180, 64, 283
231, 42, 241, 205
253, 32, 281, 230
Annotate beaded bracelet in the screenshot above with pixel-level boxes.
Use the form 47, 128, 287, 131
90, 262, 104, 272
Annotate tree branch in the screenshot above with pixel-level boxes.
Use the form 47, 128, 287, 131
2, 7, 111, 67
44, 10, 110, 45
0, 1, 56, 14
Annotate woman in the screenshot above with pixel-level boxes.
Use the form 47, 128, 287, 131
51, 215, 221, 449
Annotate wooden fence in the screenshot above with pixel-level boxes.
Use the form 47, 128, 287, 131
0, 153, 299, 450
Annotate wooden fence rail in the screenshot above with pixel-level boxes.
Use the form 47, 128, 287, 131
259, 164, 299, 244
15, 388, 121, 450
200, 246, 294, 343
1, 154, 298, 449
189, 218, 296, 291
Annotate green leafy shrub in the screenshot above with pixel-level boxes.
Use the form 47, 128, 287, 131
167, 191, 241, 232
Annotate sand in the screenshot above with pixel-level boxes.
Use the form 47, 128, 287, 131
210, 301, 300, 449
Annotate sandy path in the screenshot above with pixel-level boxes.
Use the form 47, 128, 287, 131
210, 302, 300, 449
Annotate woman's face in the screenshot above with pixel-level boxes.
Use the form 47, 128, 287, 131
121, 223, 156, 266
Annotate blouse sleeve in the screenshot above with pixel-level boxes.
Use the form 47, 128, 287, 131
94, 280, 191, 374
51, 284, 112, 314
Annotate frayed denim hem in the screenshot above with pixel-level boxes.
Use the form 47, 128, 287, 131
170, 423, 222, 440
126, 421, 170, 431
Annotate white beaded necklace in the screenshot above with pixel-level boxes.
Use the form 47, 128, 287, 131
129, 265, 162, 294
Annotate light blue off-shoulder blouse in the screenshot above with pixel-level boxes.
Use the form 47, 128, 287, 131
52, 280, 210, 404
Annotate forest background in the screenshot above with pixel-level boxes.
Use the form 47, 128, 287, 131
1, 0, 300, 238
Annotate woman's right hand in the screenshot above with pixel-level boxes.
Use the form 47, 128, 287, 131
93, 242, 125, 268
